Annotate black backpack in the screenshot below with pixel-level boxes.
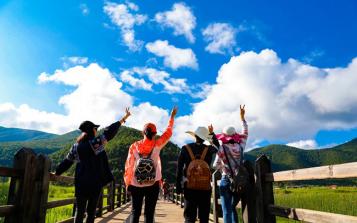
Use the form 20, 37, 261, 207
134, 146, 156, 185
222, 144, 249, 194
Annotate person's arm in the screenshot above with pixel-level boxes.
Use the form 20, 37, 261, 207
156, 106, 178, 149
55, 144, 78, 175
103, 107, 131, 141
208, 124, 219, 151
239, 105, 248, 150
175, 147, 185, 194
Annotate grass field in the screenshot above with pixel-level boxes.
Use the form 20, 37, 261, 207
1, 182, 356, 222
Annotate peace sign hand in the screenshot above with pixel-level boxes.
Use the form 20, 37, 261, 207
240, 104, 246, 121
208, 124, 214, 134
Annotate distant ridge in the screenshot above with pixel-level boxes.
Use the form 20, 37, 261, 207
0, 126, 356, 184
0, 126, 57, 142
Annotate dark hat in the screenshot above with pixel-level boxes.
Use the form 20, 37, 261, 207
79, 121, 100, 133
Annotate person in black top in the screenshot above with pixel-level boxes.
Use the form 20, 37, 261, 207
176, 125, 219, 223
55, 108, 131, 223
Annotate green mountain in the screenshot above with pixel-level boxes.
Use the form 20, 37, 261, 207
0, 130, 79, 166
246, 139, 357, 171
1, 125, 356, 184
0, 126, 57, 142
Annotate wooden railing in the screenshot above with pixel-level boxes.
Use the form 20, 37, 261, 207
255, 155, 357, 223
0, 148, 130, 223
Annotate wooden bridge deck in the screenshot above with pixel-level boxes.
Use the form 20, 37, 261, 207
95, 200, 184, 223
94, 200, 222, 223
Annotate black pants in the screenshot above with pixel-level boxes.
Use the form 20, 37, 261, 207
183, 188, 211, 223
129, 181, 160, 223
75, 189, 101, 223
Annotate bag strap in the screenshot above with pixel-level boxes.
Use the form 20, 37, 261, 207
185, 145, 196, 161
200, 146, 209, 160
222, 145, 234, 176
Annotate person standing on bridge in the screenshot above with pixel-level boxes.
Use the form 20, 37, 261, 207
176, 125, 219, 223
124, 106, 178, 223
213, 105, 248, 223
55, 107, 131, 223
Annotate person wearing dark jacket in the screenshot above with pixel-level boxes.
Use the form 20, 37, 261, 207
176, 125, 219, 223
55, 108, 131, 223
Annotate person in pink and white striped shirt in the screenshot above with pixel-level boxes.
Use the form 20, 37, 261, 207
213, 105, 248, 223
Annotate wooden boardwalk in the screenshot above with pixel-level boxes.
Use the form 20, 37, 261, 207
94, 200, 222, 223
95, 200, 184, 223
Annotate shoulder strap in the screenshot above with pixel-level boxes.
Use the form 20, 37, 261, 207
200, 146, 209, 160
222, 145, 234, 175
185, 145, 195, 161
148, 140, 156, 158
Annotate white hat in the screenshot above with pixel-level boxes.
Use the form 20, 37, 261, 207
222, 126, 237, 136
186, 126, 212, 142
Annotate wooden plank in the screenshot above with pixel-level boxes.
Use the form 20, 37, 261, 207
0, 205, 15, 217
46, 198, 76, 209
49, 173, 74, 184
57, 217, 74, 223
266, 162, 357, 182
0, 167, 22, 178
255, 155, 276, 223
268, 205, 357, 223
34, 154, 51, 223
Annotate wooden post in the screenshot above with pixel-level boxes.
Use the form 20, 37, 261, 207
212, 170, 222, 223
111, 181, 115, 211
123, 185, 127, 204
5, 148, 37, 223
107, 182, 113, 212
117, 183, 122, 207
241, 160, 256, 223
255, 155, 276, 223
33, 154, 51, 223
96, 188, 104, 217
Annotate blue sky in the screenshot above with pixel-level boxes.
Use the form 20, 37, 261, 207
0, 0, 357, 149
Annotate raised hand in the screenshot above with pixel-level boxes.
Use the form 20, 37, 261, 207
208, 124, 214, 134
240, 104, 246, 121
125, 107, 131, 118
170, 106, 178, 119
120, 107, 131, 124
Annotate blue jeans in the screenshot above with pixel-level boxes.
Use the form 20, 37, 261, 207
219, 176, 240, 223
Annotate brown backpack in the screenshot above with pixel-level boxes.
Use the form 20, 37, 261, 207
185, 145, 211, 190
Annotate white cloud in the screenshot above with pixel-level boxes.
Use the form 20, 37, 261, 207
120, 70, 152, 91
126, 102, 171, 135
0, 63, 176, 136
2, 50, 357, 149
104, 2, 147, 51
287, 140, 318, 150
145, 40, 198, 70
202, 23, 237, 55
61, 56, 88, 66
155, 2, 196, 43
80, 4, 89, 16
121, 67, 209, 97
172, 49, 357, 146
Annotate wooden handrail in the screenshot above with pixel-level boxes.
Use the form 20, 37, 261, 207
0, 167, 23, 178
265, 162, 357, 182
49, 173, 74, 184
0, 205, 16, 217
268, 205, 357, 223
46, 198, 76, 209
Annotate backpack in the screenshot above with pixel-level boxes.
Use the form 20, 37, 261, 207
134, 145, 156, 185
222, 144, 249, 194
185, 145, 212, 190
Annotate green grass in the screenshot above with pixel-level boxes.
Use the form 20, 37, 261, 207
1, 182, 356, 223
46, 183, 75, 223
273, 186, 357, 223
